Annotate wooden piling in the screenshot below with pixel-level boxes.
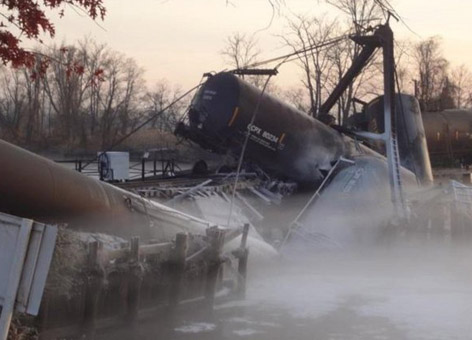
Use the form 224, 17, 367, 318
237, 224, 250, 298
126, 237, 143, 322
141, 158, 146, 181
231, 224, 250, 298
168, 233, 188, 308
83, 241, 104, 338
37, 294, 50, 339
204, 228, 225, 309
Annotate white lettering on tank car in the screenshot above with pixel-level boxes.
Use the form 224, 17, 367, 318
343, 167, 365, 193
262, 131, 279, 143
247, 124, 262, 135
202, 90, 217, 101
246, 123, 282, 151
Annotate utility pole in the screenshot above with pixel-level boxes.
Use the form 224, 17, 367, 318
319, 21, 407, 220
379, 24, 407, 219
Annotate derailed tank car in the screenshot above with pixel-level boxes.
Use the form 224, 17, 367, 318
353, 94, 433, 185
422, 110, 472, 166
175, 72, 346, 184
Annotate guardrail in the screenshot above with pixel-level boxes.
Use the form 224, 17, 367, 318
55, 158, 182, 181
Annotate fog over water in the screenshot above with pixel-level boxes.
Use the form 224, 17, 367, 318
93, 168, 472, 340
98, 237, 472, 340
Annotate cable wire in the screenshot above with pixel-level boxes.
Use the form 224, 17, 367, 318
225, 73, 275, 228
81, 81, 204, 170
241, 34, 350, 70
86, 33, 351, 171
224, 32, 354, 227
225, 52, 295, 228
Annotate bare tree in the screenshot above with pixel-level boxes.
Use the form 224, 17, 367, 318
413, 36, 449, 111
24, 40, 146, 148
325, 0, 383, 34
220, 32, 279, 91
22, 56, 49, 144
89, 51, 144, 148
144, 80, 186, 133
280, 86, 310, 112
450, 64, 472, 109
0, 62, 51, 144
221, 33, 260, 70
281, 1, 383, 123
393, 39, 414, 93
324, 0, 384, 123
281, 14, 338, 117
77, 38, 108, 137
41, 44, 91, 145
0, 67, 26, 141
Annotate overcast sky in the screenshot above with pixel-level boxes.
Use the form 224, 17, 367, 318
40, 0, 472, 91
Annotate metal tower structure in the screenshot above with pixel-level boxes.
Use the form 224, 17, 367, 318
319, 22, 407, 219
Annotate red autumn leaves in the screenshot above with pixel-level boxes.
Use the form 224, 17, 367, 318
0, 0, 106, 75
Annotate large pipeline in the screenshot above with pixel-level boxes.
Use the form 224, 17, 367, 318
0, 139, 130, 221
0, 139, 157, 238
0, 138, 277, 260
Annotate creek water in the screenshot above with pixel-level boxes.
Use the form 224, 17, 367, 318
98, 240, 472, 340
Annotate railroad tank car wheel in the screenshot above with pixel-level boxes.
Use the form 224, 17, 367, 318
192, 160, 208, 175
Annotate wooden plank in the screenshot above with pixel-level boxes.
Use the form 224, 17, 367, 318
140, 242, 173, 258
126, 237, 143, 322
168, 233, 188, 307
83, 241, 104, 337
258, 187, 282, 205
166, 179, 213, 206
101, 242, 173, 263
16, 223, 44, 313
204, 228, 225, 310
102, 248, 129, 263
248, 187, 272, 204
235, 192, 264, 221
237, 224, 250, 298
223, 226, 244, 244
23, 223, 57, 315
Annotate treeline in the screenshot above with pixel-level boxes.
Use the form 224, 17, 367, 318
0, 39, 185, 151
413, 37, 472, 112
2, 1, 471, 151
222, 1, 472, 124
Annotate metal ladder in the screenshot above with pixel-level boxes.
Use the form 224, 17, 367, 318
389, 127, 407, 218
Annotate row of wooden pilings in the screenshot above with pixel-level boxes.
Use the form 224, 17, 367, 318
79, 224, 250, 338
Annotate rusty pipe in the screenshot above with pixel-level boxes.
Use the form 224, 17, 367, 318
0, 139, 132, 223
